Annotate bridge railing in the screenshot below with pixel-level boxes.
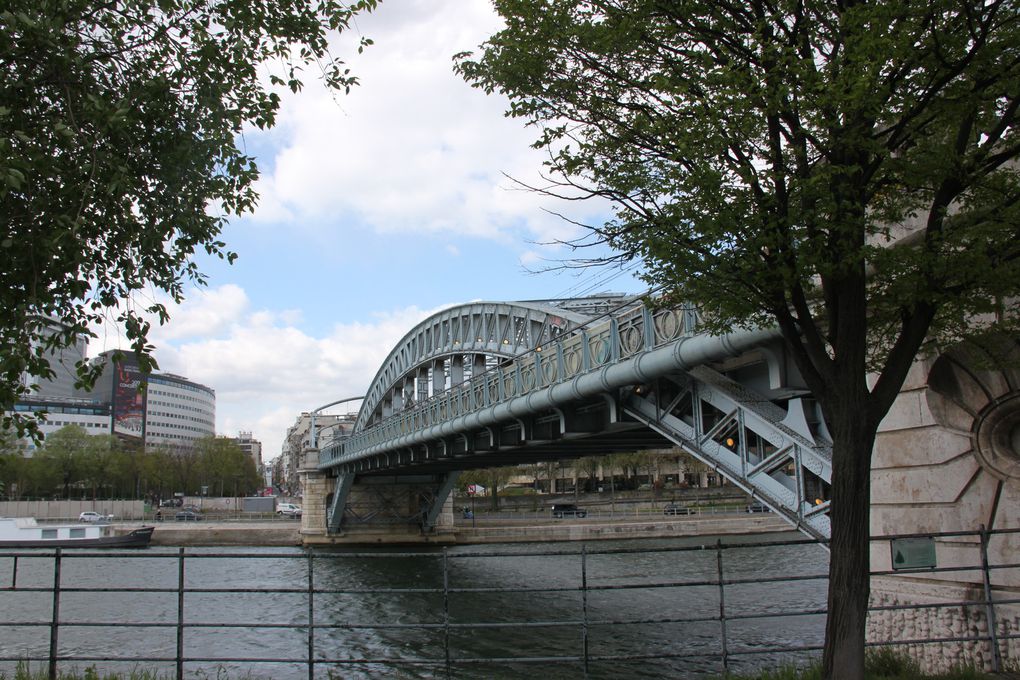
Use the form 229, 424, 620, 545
321, 299, 701, 467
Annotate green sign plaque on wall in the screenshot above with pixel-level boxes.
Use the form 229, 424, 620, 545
890, 537, 937, 570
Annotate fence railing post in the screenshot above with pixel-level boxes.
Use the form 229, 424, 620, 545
979, 525, 1002, 673
581, 544, 590, 679
443, 548, 451, 679
176, 547, 185, 680
308, 551, 315, 680
716, 539, 728, 674
48, 547, 62, 680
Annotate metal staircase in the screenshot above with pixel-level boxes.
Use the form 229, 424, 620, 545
623, 366, 833, 541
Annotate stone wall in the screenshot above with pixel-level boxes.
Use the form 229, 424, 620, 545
868, 335, 1020, 671
869, 576, 1019, 673
0, 499, 145, 520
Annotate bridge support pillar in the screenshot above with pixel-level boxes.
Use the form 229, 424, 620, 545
297, 447, 328, 539
302, 471, 458, 545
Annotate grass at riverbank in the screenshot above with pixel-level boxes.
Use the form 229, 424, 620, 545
0, 664, 235, 680
725, 649, 995, 679
2, 650, 999, 679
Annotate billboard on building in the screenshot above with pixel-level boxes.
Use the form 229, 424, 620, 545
112, 361, 146, 442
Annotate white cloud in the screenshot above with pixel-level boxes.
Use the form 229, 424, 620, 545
88, 284, 438, 459
245, 0, 608, 253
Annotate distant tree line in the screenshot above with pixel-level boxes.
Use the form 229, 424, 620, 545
459, 450, 709, 509
0, 426, 261, 501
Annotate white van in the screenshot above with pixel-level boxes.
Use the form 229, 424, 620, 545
276, 503, 302, 517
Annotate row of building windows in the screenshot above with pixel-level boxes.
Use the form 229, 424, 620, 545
148, 410, 215, 426
149, 432, 203, 441
147, 399, 214, 415
40, 420, 108, 429
13, 403, 109, 416
147, 379, 215, 398
148, 422, 209, 434
148, 393, 214, 408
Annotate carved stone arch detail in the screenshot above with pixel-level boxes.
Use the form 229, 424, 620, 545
926, 334, 1020, 481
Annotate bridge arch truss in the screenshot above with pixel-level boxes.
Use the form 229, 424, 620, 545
323, 298, 833, 540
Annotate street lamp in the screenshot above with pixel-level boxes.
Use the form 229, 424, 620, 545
309, 396, 365, 449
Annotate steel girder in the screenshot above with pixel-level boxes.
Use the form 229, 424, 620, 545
356, 301, 594, 431
326, 473, 354, 533
324, 472, 461, 535
422, 471, 460, 532
623, 366, 832, 541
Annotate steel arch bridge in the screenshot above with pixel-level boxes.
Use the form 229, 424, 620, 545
318, 296, 833, 541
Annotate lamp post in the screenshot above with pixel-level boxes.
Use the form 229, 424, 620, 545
309, 396, 365, 449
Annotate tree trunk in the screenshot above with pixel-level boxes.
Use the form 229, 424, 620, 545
822, 399, 877, 680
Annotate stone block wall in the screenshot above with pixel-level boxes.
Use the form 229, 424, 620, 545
867, 336, 1020, 671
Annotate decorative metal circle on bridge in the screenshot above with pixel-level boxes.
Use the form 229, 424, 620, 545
542, 359, 557, 383
654, 309, 682, 343
621, 325, 643, 357
926, 336, 1020, 481
566, 347, 582, 374
522, 366, 536, 390
589, 336, 610, 365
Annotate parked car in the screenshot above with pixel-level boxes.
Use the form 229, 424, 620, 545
175, 509, 203, 521
662, 503, 692, 516
277, 503, 302, 518
550, 503, 587, 519
78, 511, 112, 523
746, 501, 771, 513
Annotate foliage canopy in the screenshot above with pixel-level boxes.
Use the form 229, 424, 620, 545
458, 0, 1020, 379
458, 1, 1020, 677
0, 0, 376, 436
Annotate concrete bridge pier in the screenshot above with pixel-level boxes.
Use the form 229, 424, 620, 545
301, 448, 457, 544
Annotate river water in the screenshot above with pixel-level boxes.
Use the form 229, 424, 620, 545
0, 532, 829, 679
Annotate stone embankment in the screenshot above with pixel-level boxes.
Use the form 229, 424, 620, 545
133, 513, 790, 546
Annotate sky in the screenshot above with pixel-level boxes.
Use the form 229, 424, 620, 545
88, 0, 642, 461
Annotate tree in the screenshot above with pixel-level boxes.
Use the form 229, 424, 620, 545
195, 436, 260, 497
73, 433, 118, 499
459, 466, 517, 510
36, 424, 92, 498
456, 2, 1020, 677
0, 0, 377, 438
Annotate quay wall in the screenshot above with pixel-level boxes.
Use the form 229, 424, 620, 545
1, 499, 145, 520
141, 515, 790, 547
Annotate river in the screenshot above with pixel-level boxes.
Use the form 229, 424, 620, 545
0, 532, 829, 679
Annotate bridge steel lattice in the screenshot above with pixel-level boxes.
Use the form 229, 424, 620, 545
320, 298, 833, 540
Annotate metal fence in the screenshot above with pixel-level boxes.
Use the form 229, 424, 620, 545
1, 528, 1016, 679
